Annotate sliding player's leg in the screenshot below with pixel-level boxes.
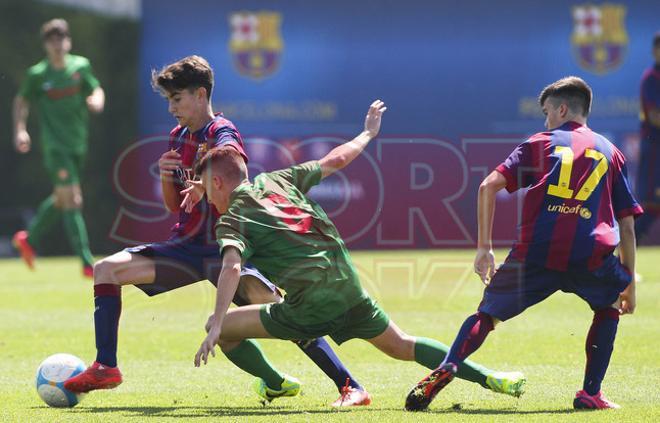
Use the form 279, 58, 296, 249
215, 305, 301, 402
232, 273, 369, 406
366, 319, 497, 388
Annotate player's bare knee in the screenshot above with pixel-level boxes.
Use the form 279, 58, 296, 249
381, 334, 415, 360
93, 259, 120, 285
395, 334, 417, 360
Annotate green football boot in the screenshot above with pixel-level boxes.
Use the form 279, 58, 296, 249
253, 374, 302, 404
486, 371, 526, 398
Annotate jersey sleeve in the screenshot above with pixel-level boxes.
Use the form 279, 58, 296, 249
215, 209, 254, 261
267, 161, 323, 194
611, 151, 644, 219
210, 122, 248, 162
79, 59, 100, 97
495, 141, 536, 193
17, 69, 38, 101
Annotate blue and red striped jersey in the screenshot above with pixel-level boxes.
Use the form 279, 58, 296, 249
496, 121, 643, 271
168, 114, 247, 242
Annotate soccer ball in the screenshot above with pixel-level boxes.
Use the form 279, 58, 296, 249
35, 353, 86, 407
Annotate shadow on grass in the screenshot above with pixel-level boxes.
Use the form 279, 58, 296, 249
65, 405, 347, 418
428, 406, 582, 416
54, 405, 583, 418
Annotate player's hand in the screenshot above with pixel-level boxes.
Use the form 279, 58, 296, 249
14, 130, 31, 154
159, 149, 182, 177
86, 95, 104, 114
474, 247, 496, 286
618, 283, 636, 315
364, 100, 387, 138
180, 179, 204, 213
195, 325, 221, 367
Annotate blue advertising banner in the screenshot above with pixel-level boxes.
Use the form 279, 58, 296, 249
124, 0, 659, 248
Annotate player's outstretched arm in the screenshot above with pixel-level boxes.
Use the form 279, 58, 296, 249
194, 246, 242, 367
617, 215, 636, 315
474, 170, 507, 285
318, 100, 386, 179
12, 96, 31, 154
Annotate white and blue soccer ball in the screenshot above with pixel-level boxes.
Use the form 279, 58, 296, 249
35, 353, 86, 407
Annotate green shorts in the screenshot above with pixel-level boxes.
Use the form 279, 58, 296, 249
43, 150, 85, 186
260, 296, 390, 345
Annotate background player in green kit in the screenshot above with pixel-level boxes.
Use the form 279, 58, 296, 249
12, 18, 104, 276
190, 100, 526, 405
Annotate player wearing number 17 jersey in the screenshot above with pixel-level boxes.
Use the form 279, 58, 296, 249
406, 77, 643, 412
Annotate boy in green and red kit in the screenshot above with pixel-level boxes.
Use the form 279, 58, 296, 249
12, 18, 104, 276
188, 100, 526, 405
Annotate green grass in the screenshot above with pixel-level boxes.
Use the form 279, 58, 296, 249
1, 248, 659, 422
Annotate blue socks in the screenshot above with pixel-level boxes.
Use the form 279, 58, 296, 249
443, 312, 494, 366
94, 284, 122, 367
583, 308, 619, 395
294, 338, 362, 391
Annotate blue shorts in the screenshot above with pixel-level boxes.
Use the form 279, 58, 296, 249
478, 254, 632, 321
124, 237, 278, 305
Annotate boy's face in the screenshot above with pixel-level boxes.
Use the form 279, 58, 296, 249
202, 170, 228, 213
166, 88, 205, 128
43, 35, 71, 59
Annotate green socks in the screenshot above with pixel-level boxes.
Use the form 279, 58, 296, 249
62, 209, 94, 267
223, 339, 284, 390
26, 197, 94, 268
414, 337, 490, 388
27, 196, 61, 246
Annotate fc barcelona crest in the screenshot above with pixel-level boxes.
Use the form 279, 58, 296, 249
229, 11, 283, 80
571, 4, 628, 75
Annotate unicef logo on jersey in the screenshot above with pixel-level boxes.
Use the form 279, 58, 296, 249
579, 207, 592, 219
547, 203, 592, 220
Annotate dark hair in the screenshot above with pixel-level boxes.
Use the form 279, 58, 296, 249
654, 31, 660, 48
195, 147, 247, 182
151, 55, 214, 100
41, 18, 69, 39
538, 76, 592, 117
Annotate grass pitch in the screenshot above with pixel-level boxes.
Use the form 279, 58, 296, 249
1, 248, 659, 422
